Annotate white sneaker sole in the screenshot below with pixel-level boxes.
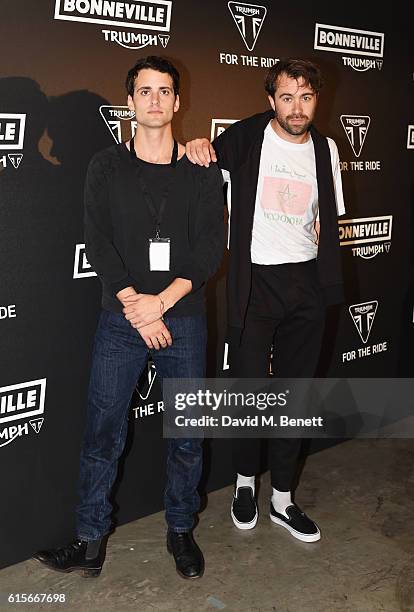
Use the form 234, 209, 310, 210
231, 507, 258, 530
269, 513, 321, 542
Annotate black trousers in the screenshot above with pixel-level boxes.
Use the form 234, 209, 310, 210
230, 260, 326, 491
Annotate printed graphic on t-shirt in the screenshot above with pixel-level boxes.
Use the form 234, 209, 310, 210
250, 123, 343, 265
261, 177, 312, 216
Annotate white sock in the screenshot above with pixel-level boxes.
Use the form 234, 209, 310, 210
271, 488, 292, 518
236, 473, 255, 495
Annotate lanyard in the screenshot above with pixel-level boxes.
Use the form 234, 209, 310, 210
129, 137, 178, 238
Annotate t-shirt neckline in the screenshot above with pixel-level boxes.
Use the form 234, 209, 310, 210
265, 121, 313, 150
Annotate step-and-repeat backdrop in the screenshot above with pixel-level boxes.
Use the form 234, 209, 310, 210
0, 1, 412, 568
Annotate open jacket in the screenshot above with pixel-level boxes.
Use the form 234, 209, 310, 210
213, 110, 344, 343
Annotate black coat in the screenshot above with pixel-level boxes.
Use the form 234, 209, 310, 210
213, 110, 344, 342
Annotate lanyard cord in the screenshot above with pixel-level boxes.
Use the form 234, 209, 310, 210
129, 138, 178, 236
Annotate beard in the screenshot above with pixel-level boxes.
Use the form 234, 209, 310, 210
275, 112, 312, 136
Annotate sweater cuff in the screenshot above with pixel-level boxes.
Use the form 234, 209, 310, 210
109, 276, 136, 298
176, 265, 205, 292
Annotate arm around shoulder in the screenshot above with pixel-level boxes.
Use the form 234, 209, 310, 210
176, 162, 225, 290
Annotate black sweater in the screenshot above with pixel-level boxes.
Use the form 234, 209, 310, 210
213, 110, 344, 342
84, 143, 224, 315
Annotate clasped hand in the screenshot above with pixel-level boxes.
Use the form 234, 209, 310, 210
122, 293, 172, 350
123, 293, 163, 329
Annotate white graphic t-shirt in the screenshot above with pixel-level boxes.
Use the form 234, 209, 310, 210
249, 122, 345, 264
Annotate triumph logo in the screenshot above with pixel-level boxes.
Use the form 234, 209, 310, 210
342, 57, 383, 72
100, 106, 137, 144
314, 24, 384, 71
339, 216, 392, 259
340, 115, 370, 158
228, 2, 267, 52
0, 379, 46, 449
157, 34, 169, 48
73, 244, 97, 279
343, 300, 387, 362
0, 114, 26, 170
136, 362, 157, 401
7, 154, 23, 169
102, 30, 169, 49
407, 125, 414, 149
54, 0, 172, 50
349, 301, 378, 344
339, 116, 380, 172
132, 362, 164, 418
210, 119, 239, 141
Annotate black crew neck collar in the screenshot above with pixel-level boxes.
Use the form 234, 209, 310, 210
121, 141, 187, 167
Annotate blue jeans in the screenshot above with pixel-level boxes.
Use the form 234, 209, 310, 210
76, 309, 207, 540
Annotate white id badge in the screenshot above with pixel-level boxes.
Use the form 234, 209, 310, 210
149, 238, 170, 271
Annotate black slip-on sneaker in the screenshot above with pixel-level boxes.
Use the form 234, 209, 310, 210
231, 486, 258, 530
270, 502, 320, 542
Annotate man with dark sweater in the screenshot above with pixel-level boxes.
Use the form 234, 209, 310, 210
186, 59, 345, 541
33, 56, 224, 579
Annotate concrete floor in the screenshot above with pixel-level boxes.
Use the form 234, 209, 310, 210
1, 438, 413, 612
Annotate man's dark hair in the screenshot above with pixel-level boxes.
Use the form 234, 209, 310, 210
265, 58, 323, 97
125, 56, 180, 97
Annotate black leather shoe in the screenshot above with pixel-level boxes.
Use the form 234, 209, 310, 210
167, 530, 204, 579
32, 538, 105, 577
